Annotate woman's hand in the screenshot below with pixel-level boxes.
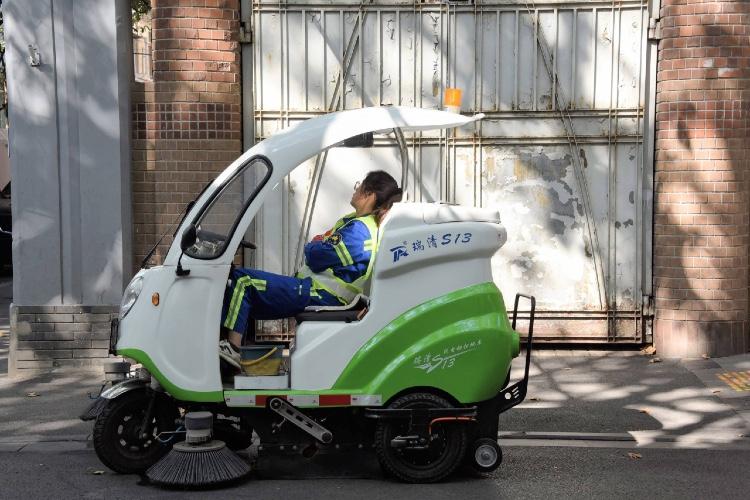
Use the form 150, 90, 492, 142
312, 230, 332, 242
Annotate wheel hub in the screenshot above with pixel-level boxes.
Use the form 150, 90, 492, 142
475, 444, 498, 467
118, 413, 155, 451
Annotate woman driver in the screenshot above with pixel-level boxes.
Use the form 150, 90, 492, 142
219, 170, 402, 368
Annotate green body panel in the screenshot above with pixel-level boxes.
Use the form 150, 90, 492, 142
332, 282, 518, 404
118, 348, 224, 402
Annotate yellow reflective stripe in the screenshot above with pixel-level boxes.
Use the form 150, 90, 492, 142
311, 270, 361, 302
223, 276, 266, 329
332, 242, 348, 266
224, 276, 251, 329
354, 214, 379, 285
332, 213, 356, 232
363, 239, 375, 252
310, 279, 346, 303
336, 240, 354, 266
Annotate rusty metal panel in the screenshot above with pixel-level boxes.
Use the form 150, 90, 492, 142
244, 0, 652, 342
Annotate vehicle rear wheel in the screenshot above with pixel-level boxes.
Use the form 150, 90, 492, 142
374, 392, 467, 483
93, 390, 179, 474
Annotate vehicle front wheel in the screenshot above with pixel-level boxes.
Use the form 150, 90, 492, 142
374, 392, 467, 483
92, 390, 179, 474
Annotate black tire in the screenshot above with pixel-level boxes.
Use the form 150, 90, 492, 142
374, 392, 468, 483
93, 390, 179, 474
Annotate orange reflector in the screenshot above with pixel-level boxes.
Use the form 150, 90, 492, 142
444, 87, 463, 112
151, 293, 160, 306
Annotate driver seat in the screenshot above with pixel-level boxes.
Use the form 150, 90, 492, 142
294, 293, 369, 324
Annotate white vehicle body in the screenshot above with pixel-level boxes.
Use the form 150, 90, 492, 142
116, 106, 500, 399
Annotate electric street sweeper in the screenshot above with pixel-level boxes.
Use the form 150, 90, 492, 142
81, 106, 536, 485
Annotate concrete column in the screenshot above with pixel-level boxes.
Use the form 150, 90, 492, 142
4, 0, 134, 374
653, 0, 750, 357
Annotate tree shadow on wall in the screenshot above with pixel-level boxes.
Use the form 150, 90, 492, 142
653, 19, 750, 355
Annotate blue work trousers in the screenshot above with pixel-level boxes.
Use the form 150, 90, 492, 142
221, 268, 340, 338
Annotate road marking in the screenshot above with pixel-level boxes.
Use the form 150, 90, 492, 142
717, 371, 750, 392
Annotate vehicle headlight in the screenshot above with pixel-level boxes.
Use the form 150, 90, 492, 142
120, 275, 144, 319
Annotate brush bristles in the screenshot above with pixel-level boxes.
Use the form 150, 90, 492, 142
146, 442, 250, 487
79, 397, 108, 421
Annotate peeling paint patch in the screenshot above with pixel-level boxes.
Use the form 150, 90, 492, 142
584, 238, 593, 258
629, 191, 634, 204
509, 151, 580, 236
385, 18, 395, 40
579, 148, 588, 168
515, 151, 574, 188
510, 251, 538, 281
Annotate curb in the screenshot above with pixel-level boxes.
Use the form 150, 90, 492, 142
499, 430, 750, 450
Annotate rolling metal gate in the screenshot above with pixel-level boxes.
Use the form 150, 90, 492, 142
240, 0, 656, 343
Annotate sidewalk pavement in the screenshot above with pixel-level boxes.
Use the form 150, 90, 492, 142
501, 350, 750, 449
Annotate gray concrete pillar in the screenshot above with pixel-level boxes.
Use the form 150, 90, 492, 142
4, 0, 134, 374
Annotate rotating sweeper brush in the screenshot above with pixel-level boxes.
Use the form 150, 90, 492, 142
146, 411, 251, 488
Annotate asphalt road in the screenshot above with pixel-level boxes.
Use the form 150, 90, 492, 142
1, 446, 748, 500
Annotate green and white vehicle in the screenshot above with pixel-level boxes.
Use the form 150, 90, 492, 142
83, 106, 536, 483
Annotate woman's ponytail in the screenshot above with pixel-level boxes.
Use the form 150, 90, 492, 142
373, 187, 403, 225
360, 170, 402, 225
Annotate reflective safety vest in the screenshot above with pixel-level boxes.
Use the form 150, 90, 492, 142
296, 213, 379, 304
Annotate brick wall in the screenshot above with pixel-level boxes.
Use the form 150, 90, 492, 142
132, 0, 242, 269
653, 0, 750, 356
9, 305, 118, 376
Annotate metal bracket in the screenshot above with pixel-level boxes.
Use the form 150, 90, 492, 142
239, 21, 253, 44
495, 293, 536, 414
648, 18, 662, 41
27, 45, 41, 67
365, 407, 477, 421
642, 294, 654, 317
268, 397, 333, 444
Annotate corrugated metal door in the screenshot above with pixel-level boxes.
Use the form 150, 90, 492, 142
241, 0, 654, 342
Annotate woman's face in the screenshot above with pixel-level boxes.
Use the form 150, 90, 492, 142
350, 180, 376, 214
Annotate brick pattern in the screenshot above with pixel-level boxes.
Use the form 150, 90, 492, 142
132, 0, 242, 269
9, 305, 118, 376
654, 0, 750, 356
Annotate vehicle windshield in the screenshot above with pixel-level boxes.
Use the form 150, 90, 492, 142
185, 157, 271, 259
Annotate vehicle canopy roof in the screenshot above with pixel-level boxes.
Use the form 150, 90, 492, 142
215, 106, 482, 187
167, 106, 484, 265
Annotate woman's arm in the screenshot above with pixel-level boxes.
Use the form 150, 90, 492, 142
304, 220, 370, 272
